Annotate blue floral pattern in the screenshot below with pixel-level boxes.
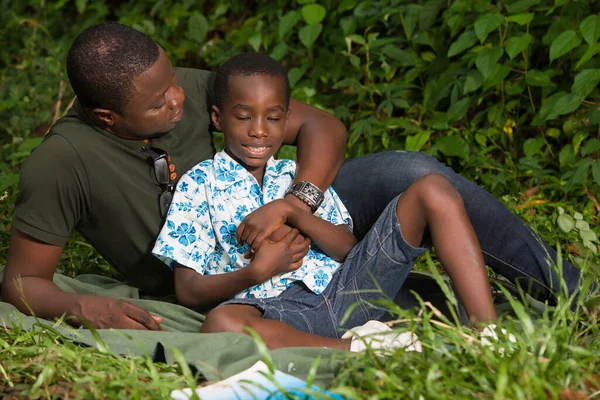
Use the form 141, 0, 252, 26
152, 151, 353, 299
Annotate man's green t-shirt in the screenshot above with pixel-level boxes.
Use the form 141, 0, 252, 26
13, 68, 216, 295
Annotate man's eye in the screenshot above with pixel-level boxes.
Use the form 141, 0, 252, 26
152, 103, 165, 110
236, 116, 250, 121
267, 117, 281, 122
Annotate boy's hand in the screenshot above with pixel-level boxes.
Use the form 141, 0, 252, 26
243, 224, 311, 259
237, 200, 292, 251
250, 228, 311, 281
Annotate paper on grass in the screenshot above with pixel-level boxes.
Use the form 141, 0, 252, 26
170, 360, 347, 400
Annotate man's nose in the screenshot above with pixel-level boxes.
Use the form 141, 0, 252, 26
167, 86, 184, 109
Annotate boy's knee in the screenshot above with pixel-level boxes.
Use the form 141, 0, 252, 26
415, 173, 464, 212
200, 304, 261, 334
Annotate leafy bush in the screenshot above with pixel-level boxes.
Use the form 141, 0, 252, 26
1, 0, 599, 268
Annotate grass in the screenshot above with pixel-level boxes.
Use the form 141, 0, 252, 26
1, 240, 599, 399
1, 140, 599, 399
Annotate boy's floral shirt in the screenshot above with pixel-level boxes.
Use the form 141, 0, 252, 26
152, 151, 353, 299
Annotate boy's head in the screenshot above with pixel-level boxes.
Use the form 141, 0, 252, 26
212, 53, 291, 181
67, 23, 185, 139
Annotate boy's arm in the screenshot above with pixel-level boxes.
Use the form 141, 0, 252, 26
283, 99, 347, 191
239, 200, 356, 262
174, 229, 309, 308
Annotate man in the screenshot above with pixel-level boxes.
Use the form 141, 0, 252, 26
1, 22, 589, 331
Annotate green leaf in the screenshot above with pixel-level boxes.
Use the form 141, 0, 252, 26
572, 69, 600, 99
507, 13, 534, 26
298, 23, 323, 48
75, 0, 87, 14
580, 15, 600, 45
448, 97, 470, 121
549, 30, 582, 62
526, 69, 555, 87
576, 220, 590, 231
448, 30, 477, 57
405, 130, 432, 152
523, 137, 546, 157
557, 213, 575, 233
474, 13, 505, 43
559, 144, 575, 166
464, 70, 484, 94
338, 0, 358, 12
435, 135, 469, 159
575, 43, 600, 70
288, 66, 307, 87
580, 229, 598, 242
248, 33, 262, 51
187, 12, 209, 43
507, 0, 542, 14
382, 45, 414, 66
505, 33, 533, 60
301, 4, 327, 24
279, 11, 301, 40
593, 159, 600, 186
475, 47, 504, 78
581, 139, 600, 156
569, 158, 593, 188
482, 64, 511, 91
573, 132, 588, 154
270, 42, 288, 61
547, 93, 583, 120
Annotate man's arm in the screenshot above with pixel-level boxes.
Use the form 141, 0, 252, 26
284, 99, 348, 191
2, 228, 162, 330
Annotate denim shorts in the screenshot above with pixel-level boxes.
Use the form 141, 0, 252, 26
221, 194, 428, 338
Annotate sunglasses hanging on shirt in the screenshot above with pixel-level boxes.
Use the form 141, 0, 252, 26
144, 147, 175, 218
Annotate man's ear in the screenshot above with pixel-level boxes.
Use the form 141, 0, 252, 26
90, 108, 117, 127
211, 105, 223, 131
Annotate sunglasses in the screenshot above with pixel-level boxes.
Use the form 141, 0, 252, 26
144, 147, 174, 218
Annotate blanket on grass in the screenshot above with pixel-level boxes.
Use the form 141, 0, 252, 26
0, 269, 538, 386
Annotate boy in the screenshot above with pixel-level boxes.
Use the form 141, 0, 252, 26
152, 52, 497, 351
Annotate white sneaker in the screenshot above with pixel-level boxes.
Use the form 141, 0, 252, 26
342, 320, 423, 354
479, 324, 517, 356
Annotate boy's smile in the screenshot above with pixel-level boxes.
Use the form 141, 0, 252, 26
211, 74, 290, 185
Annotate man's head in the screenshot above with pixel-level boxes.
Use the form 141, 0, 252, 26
67, 23, 184, 139
211, 53, 291, 182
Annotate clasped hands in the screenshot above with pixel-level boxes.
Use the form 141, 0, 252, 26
236, 198, 311, 282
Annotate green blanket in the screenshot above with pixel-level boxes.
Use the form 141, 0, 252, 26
0, 272, 346, 385
0, 269, 541, 386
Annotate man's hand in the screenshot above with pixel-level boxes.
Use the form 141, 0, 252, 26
71, 295, 163, 330
249, 228, 310, 282
237, 199, 292, 251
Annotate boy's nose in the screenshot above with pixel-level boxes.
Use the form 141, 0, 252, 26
250, 120, 267, 138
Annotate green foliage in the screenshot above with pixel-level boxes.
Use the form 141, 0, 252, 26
3, 0, 600, 204
1, 1, 600, 397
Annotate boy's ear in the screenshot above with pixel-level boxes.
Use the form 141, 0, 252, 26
90, 108, 117, 127
211, 105, 222, 131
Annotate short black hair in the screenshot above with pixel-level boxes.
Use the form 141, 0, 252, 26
66, 22, 160, 114
214, 52, 290, 109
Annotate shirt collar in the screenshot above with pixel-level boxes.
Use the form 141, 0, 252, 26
213, 151, 277, 191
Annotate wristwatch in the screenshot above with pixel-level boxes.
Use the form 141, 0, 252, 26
286, 181, 325, 213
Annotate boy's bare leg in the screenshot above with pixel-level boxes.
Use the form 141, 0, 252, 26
396, 173, 497, 326
200, 304, 352, 350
